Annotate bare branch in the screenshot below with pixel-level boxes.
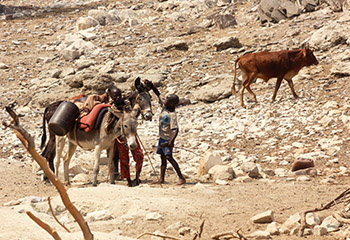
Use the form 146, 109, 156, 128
48, 197, 71, 233
211, 229, 247, 240
198, 219, 205, 238
137, 232, 180, 240
3, 106, 94, 240
333, 212, 350, 224
26, 211, 62, 240
299, 188, 350, 236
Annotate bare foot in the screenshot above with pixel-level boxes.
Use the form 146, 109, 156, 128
177, 178, 186, 185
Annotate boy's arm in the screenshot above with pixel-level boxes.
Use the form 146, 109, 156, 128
160, 128, 178, 147
168, 128, 178, 147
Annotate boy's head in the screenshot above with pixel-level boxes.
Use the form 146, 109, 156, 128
164, 94, 179, 108
107, 86, 122, 102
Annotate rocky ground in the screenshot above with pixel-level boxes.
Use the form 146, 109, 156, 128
1, 0, 350, 239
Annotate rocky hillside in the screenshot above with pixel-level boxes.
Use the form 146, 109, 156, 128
1, 0, 350, 239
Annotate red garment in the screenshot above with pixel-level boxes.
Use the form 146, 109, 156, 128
116, 138, 143, 179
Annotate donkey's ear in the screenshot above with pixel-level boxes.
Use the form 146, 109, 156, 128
135, 77, 145, 92
123, 104, 132, 113
135, 77, 141, 88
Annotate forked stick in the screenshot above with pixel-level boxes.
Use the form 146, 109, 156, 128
3, 106, 93, 240
26, 211, 62, 240
48, 197, 70, 233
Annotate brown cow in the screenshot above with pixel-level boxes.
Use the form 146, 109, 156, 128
232, 45, 319, 108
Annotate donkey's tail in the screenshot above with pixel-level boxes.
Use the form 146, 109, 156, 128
40, 106, 48, 150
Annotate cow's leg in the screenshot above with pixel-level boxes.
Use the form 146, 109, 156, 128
63, 142, 76, 185
286, 79, 298, 98
272, 77, 283, 101
239, 74, 250, 108
92, 145, 102, 187
240, 73, 257, 107
55, 136, 66, 177
245, 74, 258, 103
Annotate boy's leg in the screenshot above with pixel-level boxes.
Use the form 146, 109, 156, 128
159, 155, 167, 183
166, 154, 186, 184
130, 139, 144, 185
116, 141, 132, 186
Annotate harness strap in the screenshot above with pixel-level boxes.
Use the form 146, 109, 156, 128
73, 122, 84, 149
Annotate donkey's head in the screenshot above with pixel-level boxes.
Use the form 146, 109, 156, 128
129, 77, 153, 121
113, 107, 138, 150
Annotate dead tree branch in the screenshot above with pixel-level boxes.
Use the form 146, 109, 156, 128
211, 229, 247, 240
26, 211, 62, 240
137, 232, 180, 240
333, 212, 350, 224
48, 197, 70, 233
3, 106, 93, 240
299, 188, 350, 236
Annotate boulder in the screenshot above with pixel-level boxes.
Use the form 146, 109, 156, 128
192, 76, 232, 102
76, 16, 99, 31
291, 159, 314, 171
213, 36, 241, 51
252, 210, 275, 223
208, 165, 236, 181
197, 151, 223, 177
258, 0, 301, 23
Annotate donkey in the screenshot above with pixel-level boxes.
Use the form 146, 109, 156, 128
40, 77, 158, 182
56, 107, 138, 186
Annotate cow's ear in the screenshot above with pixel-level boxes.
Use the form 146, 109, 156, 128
302, 49, 307, 57
304, 42, 310, 50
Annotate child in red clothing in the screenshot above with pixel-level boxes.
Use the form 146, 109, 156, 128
116, 138, 143, 187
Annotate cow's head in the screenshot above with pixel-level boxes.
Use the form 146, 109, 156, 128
303, 44, 319, 66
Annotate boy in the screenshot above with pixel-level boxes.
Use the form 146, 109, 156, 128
153, 94, 186, 185
105, 86, 143, 187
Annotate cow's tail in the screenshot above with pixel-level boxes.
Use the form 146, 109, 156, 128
232, 57, 240, 95
40, 106, 48, 150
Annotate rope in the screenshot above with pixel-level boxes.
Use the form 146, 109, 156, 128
136, 134, 163, 188
175, 146, 200, 156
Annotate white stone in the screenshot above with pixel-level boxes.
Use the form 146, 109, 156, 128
146, 212, 163, 221
208, 165, 235, 181
265, 222, 279, 235
247, 230, 271, 239
252, 210, 274, 223
320, 215, 340, 232
305, 212, 321, 226
197, 151, 223, 177
86, 210, 113, 222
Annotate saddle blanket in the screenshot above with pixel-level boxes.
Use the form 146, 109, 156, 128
78, 103, 111, 132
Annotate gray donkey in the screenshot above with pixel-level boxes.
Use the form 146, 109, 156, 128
55, 107, 138, 186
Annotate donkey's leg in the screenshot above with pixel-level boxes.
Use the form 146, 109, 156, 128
92, 145, 102, 187
63, 142, 76, 185
107, 147, 116, 184
112, 142, 120, 180
55, 136, 66, 177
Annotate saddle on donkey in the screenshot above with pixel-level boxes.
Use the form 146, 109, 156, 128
48, 93, 111, 136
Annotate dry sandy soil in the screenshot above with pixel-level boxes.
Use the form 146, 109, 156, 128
1, 0, 350, 240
